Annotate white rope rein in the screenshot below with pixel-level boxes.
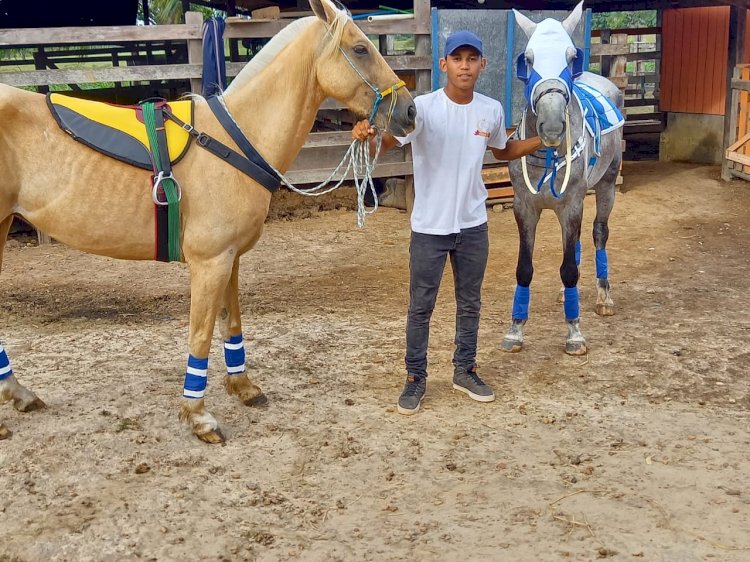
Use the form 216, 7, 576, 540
268, 130, 384, 229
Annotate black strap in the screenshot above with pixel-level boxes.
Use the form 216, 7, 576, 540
162, 106, 280, 193
206, 96, 279, 181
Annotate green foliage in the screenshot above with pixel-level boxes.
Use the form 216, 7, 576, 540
592, 10, 657, 30
139, 0, 217, 24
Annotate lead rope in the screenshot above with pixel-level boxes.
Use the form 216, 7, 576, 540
268, 129, 384, 228
265, 18, 402, 227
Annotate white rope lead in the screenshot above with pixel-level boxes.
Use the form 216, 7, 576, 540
270, 129, 384, 228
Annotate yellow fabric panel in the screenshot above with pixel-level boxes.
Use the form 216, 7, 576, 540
49, 93, 193, 162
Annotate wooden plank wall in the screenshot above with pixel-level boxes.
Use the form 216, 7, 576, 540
724, 64, 750, 177
660, 6, 730, 115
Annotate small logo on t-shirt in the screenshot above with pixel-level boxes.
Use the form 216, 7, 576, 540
474, 117, 491, 138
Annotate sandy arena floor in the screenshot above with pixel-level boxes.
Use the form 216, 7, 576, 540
1, 161, 749, 561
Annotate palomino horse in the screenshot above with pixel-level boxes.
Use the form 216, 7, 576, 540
0, 0, 415, 442
502, 1, 624, 355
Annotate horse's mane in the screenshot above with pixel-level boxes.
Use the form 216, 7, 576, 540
225, 11, 348, 94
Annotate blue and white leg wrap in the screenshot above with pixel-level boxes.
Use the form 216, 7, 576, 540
595, 248, 608, 279
224, 334, 246, 376
575, 240, 582, 267
0, 344, 13, 381
512, 285, 531, 320
183, 355, 208, 399
563, 287, 580, 321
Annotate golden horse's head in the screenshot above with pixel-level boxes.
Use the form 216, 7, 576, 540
309, 0, 416, 137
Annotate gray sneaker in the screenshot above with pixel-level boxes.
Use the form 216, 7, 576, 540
397, 374, 426, 415
452, 367, 495, 402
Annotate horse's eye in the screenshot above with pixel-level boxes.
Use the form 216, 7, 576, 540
353, 44, 369, 56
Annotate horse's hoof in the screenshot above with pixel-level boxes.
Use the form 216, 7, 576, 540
501, 338, 523, 353
0, 424, 12, 440
595, 303, 615, 317
195, 427, 225, 444
14, 396, 47, 413
244, 393, 268, 407
565, 341, 588, 356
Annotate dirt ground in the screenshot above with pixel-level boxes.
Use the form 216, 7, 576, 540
1, 161, 749, 561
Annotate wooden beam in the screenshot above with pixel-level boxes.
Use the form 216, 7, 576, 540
0, 24, 200, 47
726, 150, 750, 167
590, 43, 630, 57
413, 0, 431, 94
592, 27, 661, 37
723, 6, 748, 181
0, 64, 203, 87
730, 78, 750, 92
185, 11, 203, 94
486, 186, 514, 200
481, 166, 511, 186
285, 161, 413, 184
727, 132, 750, 153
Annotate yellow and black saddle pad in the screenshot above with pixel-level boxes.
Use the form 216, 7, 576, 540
47, 93, 194, 170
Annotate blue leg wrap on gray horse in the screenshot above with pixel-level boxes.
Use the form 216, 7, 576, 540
563, 287, 579, 320
0, 344, 13, 381
595, 248, 608, 279
575, 240, 582, 267
183, 355, 209, 399
224, 334, 246, 375
513, 285, 531, 320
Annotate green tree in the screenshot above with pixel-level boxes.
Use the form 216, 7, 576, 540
592, 10, 657, 30
140, 0, 217, 24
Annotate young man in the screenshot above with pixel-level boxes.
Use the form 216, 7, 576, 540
353, 30, 543, 415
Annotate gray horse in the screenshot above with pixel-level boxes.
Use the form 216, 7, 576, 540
502, 1, 624, 355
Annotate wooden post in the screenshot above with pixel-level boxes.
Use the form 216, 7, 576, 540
722, 6, 747, 181
610, 33, 628, 187
186, 11, 204, 94
414, 0, 431, 94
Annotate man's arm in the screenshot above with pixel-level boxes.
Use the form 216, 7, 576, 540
351, 120, 400, 157
490, 137, 544, 161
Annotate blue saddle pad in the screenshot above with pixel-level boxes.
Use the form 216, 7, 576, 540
573, 83, 624, 138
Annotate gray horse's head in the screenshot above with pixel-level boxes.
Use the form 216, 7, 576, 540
514, 1, 584, 147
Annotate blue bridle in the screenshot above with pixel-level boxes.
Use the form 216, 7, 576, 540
516, 47, 583, 198
516, 47, 583, 112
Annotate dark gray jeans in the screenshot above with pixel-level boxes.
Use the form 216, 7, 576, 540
405, 222, 489, 378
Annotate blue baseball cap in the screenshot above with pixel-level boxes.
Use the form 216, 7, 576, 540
444, 30, 483, 57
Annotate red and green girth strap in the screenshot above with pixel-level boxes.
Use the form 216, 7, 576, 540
142, 102, 181, 262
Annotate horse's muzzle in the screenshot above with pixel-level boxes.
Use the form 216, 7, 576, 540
384, 99, 416, 137
538, 118, 565, 147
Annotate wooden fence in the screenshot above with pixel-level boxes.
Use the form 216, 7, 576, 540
0, 1, 432, 184
723, 63, 750, 181
592, 26, 662, 135
0, 7, 664, 211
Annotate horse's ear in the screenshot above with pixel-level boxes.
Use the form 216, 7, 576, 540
562, 1, 584, 37
309, 0, 340, 25
512, 9, 537, 39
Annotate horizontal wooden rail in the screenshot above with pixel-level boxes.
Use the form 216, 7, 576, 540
0, 64, 202, 86
0, 24, 202, 47
590, 43, 630, 57
0, 18, 429, 48
592, 27, 661, 37
286, 161, 413, 184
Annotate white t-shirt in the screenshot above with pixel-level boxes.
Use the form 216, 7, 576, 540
396, 89, 507, 235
